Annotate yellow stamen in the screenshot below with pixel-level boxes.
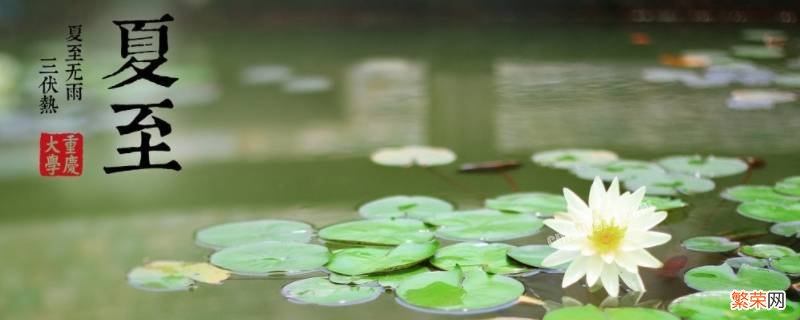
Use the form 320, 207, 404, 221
588, 221, 626, 254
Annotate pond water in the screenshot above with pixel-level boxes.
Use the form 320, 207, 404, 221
1, 20, 799, 320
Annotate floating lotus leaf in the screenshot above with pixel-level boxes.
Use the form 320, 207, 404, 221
318, 218, 434, 245
395, 268, 524, 314
682, 236, 740, 253
210, 241, 330, 276
571, 160, 665, 181
127, 260, 231, 292
775, 176, 800, 197
724, 257, 767, 269
737, 202, 800, 223
771, 254, 800, 276
669, 290, 800, 320
739, 244, 796, 259
721, 185, 798, 204
484, 192, 565, 216
683, 264, 790, 291
329, 266, 431, 288
127, 264, 196, 292
531, 149, 618, 169
507, 245, 567, 271
731, 45, 784, 59
770, 221, 800, 237
195, 219, 314, 249
425, 210, 543, 241
430, 242, 530, 275
641, 196, 687, 211
543, 305, 678, 320
281, 277, 381, 306
370, 145, 456, 167
326, 241, 438, 276
657, 155, 748, 178
358, 195, 453, 219
624, 172, 715, 196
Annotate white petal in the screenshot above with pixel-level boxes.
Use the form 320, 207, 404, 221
601, 252, 615, 264
563, 188, 591, 217
562, 256, 588, 287
585, 255, 604, 286
631, 211, 667, 231
600, 263, 620, 297
542, 250, 579, 268
638, 231, 672, 248
606, 178, 621, 202
630, 249, 663, 268
543, 219, 581, 236
614, 251, 641, 273
629, 187, 646, 209
551, 236, 587, 251
588, 177, 606, 209
619, 268, 645, 292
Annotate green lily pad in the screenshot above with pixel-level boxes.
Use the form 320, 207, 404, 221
358, 195, 453, 219
683, 264, 790, 291
127, 261, 232, 292
430, 242, 530, 275
531, 149, 618, 169
737, 202, 800, 223
731, 45, 784, 59
209, 241, 330, 276
739, 244, 796, 259
329, 266, 430, 288
724, 257, 767, 269
370, 145, 456, 167
318, 218, 434, 246
770, 221, 800, 237
194, 219, 314, 249
771, 254, 800, 275
721, 185, 798, 204
281, 277, 381, 306
658, 155, 748, 178
682, 236, 740, 253
624, 172, 715, 196
571, 160, 665, 181
775, 176, 800, 197
425, 209, 543, 241
127, 265, 196, 292
326, 241, 438, 276
669, 290, 800, 320
543, 305, 678, 320
484, 192, 566, 216
641, 196, 688, 211
395, 267, 524, 314
507, 245, 568, 271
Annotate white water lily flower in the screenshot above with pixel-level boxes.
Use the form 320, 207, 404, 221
541, 177, 671, 297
